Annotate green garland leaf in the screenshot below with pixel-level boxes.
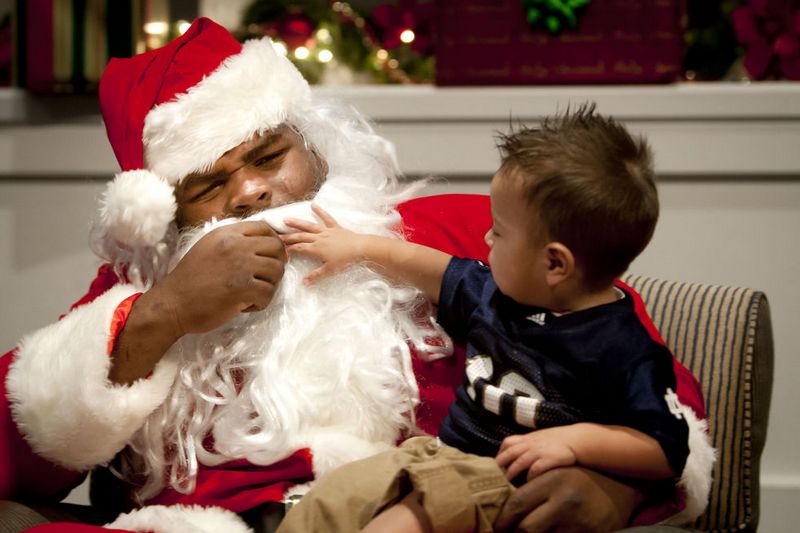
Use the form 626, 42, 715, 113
521, 0, 590, 34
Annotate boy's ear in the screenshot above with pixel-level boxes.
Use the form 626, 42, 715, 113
544, 242, 575, 287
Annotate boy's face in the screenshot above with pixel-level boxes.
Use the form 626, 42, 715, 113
485, 172, 550, 307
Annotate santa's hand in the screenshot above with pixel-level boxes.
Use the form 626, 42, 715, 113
109, 221, 285, 384
493, 467, 641, 532
282, 204, 369, 284
496, 428, 578, 482
155, 220, 286, 334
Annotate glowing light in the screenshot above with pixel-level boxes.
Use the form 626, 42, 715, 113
376, 49, 389, 61
388, 59, 400, 69
177, 20, 191, 35
294, 46, 310, 60
318, 49, 334, 63
316, 28, 332, 43
144, 21, 168, 35
400, 29, 415, 44
272, 41, 288, 56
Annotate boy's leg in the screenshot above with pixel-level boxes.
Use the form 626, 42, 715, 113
362, 493, 432, 533
403, 441, 512, 532
277, 437, 434, 533
277, 436, 513, 533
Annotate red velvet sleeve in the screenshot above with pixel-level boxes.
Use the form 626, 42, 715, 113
0, 264, 124, 501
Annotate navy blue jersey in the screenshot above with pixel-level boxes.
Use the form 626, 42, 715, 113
437, 258, 689, 476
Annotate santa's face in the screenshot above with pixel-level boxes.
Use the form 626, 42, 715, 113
173, 125, 326, 228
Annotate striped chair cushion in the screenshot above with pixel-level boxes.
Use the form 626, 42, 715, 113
623, 274, 773, 533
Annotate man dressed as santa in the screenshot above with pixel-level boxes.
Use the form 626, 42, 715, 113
0, 18, 713, 533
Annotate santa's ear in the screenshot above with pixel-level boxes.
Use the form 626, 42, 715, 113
544, 242, 575, 287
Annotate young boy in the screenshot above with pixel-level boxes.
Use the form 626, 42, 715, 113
277, 104, 690, 532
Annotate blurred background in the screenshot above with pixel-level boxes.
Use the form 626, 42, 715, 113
0, 1, 798, 531
2, 0, 799, 90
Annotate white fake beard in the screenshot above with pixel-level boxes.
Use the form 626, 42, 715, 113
125, 177, 450, 500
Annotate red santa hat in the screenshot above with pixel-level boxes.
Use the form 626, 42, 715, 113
97, 17, 311, 247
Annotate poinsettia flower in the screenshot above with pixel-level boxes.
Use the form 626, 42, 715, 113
370, 0, 433, 54
732, 6, 762, 43
774, 32, 799, 54
731, 0, 800, 80
264, 13, 315, 50
780, 52, 800, 77
751, 0, 771, 17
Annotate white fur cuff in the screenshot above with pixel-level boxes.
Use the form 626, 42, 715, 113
664, 403, 716, 525
106, 504, 252, 533
7, 284, 178, 471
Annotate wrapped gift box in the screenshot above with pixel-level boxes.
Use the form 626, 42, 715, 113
435, 0, 685, 85
16, 0, 140, 93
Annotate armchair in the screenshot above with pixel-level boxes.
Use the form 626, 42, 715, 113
621, 274, 773, 532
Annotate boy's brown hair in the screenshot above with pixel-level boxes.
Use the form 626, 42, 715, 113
496, 102, 658, 290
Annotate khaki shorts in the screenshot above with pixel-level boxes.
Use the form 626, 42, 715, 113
277, 436, 514, 533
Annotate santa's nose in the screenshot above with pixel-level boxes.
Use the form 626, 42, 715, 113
229, 171, 272, 216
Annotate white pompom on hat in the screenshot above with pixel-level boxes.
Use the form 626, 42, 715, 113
99, 170, 176, 247
96, 17, 311, 250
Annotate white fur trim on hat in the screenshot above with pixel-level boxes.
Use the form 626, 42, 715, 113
144, 38, 311, 184
100, 170, 177, 247
106, 504, 252, 533
7, 285, 178, 471
663, 402, 716, 525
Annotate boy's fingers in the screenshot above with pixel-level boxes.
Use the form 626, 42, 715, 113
499, 434, 522, 452
284, 217, 321, 233
311, 203, 339, 227
281, 232, 317, 245
304, 263, 339, 284
506, 463, 523, 481
505, 455, 531, 481
527, 460, 550, 481
285, 243, 316, 259
495, 447, 516, 468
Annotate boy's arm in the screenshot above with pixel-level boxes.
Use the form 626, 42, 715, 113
496, 422, 675, 483
283, 204, 452, 304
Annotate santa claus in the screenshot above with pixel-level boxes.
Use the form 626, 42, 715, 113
0, 17, 713, 533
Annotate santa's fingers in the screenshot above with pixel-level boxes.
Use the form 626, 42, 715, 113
310, 203, 340, 228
